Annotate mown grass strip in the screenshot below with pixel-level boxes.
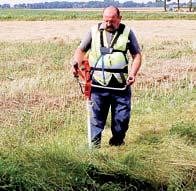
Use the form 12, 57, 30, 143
0, 9, 196, 21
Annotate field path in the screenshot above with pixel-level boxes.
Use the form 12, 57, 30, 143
0, 20, 196, 42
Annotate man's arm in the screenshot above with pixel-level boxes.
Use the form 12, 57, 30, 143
127, 53, 142, 85
72, 48, 86, 77
72, 30, 92, 76
127, 30, 142, 85
73, 48, 86, 66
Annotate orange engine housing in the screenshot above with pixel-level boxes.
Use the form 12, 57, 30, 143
78, 60, 92, 99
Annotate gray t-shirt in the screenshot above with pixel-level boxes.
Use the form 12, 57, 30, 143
79, 23, 141, 55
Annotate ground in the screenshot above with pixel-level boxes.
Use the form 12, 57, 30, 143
0, 19, 195, 190
0, 20, 195, 42
1, 20, 195, 83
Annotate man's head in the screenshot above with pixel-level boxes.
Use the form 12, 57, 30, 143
103, 6, 122, 32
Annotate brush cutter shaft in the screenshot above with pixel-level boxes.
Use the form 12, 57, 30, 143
86, 98, 92, 149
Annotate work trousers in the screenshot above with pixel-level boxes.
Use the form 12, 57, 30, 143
90, 86, 131, 145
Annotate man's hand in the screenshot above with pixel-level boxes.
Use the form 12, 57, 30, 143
73, 48, 86, 78
126, 75, 135, 86
127, 53, 142, 86
73, 62, 79, 78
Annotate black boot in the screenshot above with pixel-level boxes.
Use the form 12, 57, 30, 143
109, 136, 125, 146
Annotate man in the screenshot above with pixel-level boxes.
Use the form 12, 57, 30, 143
73, 6, 142, 147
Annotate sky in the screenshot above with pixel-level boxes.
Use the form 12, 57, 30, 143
0, 0, 190, 5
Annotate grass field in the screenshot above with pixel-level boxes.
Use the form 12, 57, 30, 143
0, 12, 196, 191
0, 9, 196, 21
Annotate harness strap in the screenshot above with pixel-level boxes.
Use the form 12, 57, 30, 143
99, 23, 125, 50
91, 67, 128, 73
110, 24, 125, 48
98, 23, 104, 47
92, 23, 128, 85
112, 49, 126, 54
99, 23, 128, 64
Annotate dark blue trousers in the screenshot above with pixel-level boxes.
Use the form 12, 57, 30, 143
90, 86, 131, 145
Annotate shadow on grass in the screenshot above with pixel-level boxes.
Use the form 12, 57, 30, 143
85, 165, 167, 191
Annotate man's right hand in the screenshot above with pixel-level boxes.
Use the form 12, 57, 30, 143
73, 62, 79, 77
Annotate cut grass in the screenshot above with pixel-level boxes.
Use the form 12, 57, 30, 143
0, 40, 195, 190
170, 122, 196, 145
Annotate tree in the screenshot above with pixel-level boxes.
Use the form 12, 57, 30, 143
1, 4, 11, 8
123, 1, 138, 7
156, 0, 168, 12
164, 0, 167, 11
189, 0, 193, 12
164, 0, 172, 12
177, 0, 180, 11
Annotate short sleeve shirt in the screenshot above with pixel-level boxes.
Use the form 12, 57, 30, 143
79, 23, 141, 55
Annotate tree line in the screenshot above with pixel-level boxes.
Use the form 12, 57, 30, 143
156, 0, 194, 12
0, 0, 195, 12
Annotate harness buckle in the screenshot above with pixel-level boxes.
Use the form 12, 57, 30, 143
100, 47, 113, 55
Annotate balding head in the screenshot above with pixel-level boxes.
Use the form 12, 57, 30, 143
103, 6, 120, 18
103, 6, 122, 32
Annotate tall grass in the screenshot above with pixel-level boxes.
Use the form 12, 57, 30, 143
0, 38, 195, 190
0, 9, 196, 21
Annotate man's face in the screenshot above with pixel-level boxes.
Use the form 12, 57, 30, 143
103, 9, 121, 32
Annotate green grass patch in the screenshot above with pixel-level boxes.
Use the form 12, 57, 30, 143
170, 122, 196, 145
0, 9, 196, 21
0, 41, 195, 190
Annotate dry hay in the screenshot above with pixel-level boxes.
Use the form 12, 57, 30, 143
0, 20, 195, 42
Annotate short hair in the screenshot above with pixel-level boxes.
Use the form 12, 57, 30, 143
103, 6, 120, 17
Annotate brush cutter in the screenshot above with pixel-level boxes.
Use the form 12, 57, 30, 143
74, 60, 92, 149
74, 59, 127, 149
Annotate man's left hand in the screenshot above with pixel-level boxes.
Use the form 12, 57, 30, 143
72, 62, 79, 78
126, 75, 135, 86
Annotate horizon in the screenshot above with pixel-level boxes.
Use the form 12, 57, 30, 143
0, 0, 191, 6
